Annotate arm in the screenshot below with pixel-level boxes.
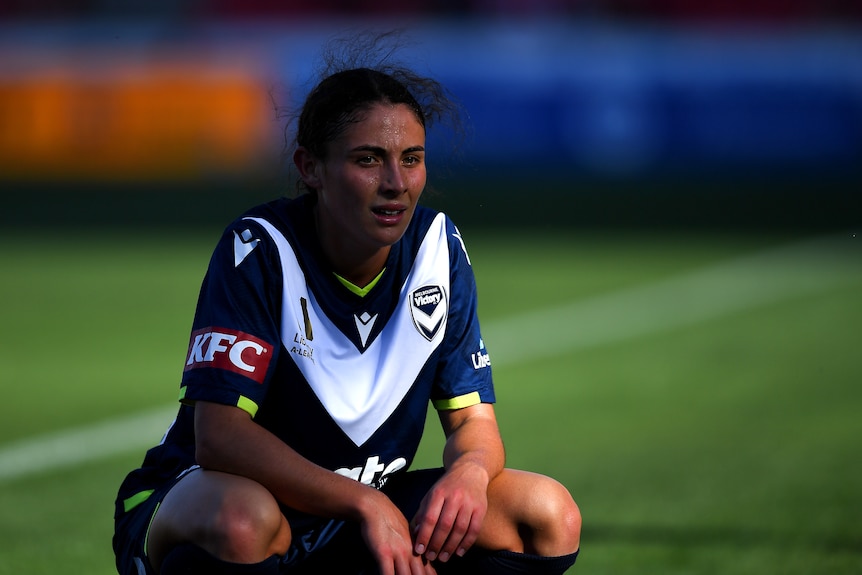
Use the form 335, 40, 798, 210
194, 401, 431, 575
412, 402, 505, 562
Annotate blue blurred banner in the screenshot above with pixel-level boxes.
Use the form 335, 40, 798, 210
1, 19, 860, 183
396, 23, 862, 179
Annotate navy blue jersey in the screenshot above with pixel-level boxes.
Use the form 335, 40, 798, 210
115, 195, 494, 518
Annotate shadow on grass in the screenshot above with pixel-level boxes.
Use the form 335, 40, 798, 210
584, 524, 861, 554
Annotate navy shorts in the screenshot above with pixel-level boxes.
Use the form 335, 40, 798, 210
113, 467, 446, 575
113, 465, 200, 575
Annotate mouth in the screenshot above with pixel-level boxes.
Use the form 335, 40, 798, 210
372, 207, 404, 217
371, 204, 409, 225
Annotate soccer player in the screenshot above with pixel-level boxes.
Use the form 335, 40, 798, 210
113, 38, 581, 575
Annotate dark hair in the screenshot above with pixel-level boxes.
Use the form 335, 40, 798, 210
298, 67, 428, 158
281, 32, 464, 195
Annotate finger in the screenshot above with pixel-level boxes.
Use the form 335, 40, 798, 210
435, 506, 476, 562
440, 512, 471, 561
412, 494, 444, 556
452, 507, 484, 558
393, 553, 411, 575
371, 539, 399, 575
423, 500, 460, 561
409, 553, 431, 575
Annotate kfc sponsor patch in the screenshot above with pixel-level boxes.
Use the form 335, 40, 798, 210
184, 327, 273, 383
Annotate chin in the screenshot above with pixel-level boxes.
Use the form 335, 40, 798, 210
374, 226, 409, 247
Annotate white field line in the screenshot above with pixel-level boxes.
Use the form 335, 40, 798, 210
486, 234, 860, 367
0, 235, 858, 482
0, 406, 177, 482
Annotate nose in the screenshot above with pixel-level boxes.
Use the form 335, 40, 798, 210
382, 160, 407, 196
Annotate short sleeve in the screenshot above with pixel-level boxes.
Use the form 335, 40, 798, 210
430, 219, 495, 410
179, 219, 283, 417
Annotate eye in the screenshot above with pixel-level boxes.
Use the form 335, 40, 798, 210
357, 155, 378, 166
402, 154, 423, 167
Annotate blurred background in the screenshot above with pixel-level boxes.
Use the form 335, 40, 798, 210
2, 5, 862, 575
2, 0, 860, 232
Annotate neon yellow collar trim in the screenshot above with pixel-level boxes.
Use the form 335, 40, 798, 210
333, 268, 385, 297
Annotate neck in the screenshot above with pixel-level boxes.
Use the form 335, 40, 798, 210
314, 206, 389, 288
328, 254, 388, 288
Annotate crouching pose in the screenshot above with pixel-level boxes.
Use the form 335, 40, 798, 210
113, 35, 581, 575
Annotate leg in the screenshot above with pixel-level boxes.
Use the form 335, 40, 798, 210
147, 469, 291, 573
479, 469, 581, 556
431, 469, 580, 574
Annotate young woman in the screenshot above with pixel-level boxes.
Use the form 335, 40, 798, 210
113, 43, 581, 575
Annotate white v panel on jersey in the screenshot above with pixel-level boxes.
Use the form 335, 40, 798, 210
246, 215, 451, 446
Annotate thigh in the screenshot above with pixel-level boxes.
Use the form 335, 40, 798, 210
147, 468, 288, 570
382, 468, 551, 553
480, 468, 580, 555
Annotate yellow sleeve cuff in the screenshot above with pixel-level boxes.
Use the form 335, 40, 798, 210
177, 387, 259, 418
432, 391, 482, 411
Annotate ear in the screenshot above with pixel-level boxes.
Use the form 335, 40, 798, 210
293, 147, 322, 191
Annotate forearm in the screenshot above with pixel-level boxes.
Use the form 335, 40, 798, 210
409, 403, 506, 560
194, 401, 383, 522
441, 404, 505, 485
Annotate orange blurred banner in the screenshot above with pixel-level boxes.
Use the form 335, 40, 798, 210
0, 49, 278, 182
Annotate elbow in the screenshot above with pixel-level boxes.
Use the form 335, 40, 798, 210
194, 433, 221, 469
192, 401, 243, 470
194, 420, 227, 470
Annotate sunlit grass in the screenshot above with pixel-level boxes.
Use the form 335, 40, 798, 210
1, 229, 859, 574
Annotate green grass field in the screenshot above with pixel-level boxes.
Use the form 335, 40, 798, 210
1, 227, 860, 574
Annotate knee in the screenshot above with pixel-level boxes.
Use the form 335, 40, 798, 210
204, 482, 291, 561
525, 476, 581, 555
148, 472, 291, 571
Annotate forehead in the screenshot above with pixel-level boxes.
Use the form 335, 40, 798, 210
338, 103, 425, 147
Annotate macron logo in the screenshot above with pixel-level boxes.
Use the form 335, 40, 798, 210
184, 327, 273, 384
234, 229, 260, 267
354, 311, 378, 349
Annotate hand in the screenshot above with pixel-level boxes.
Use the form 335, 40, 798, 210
411, 463, 489, 563
360, 491, 437, 575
